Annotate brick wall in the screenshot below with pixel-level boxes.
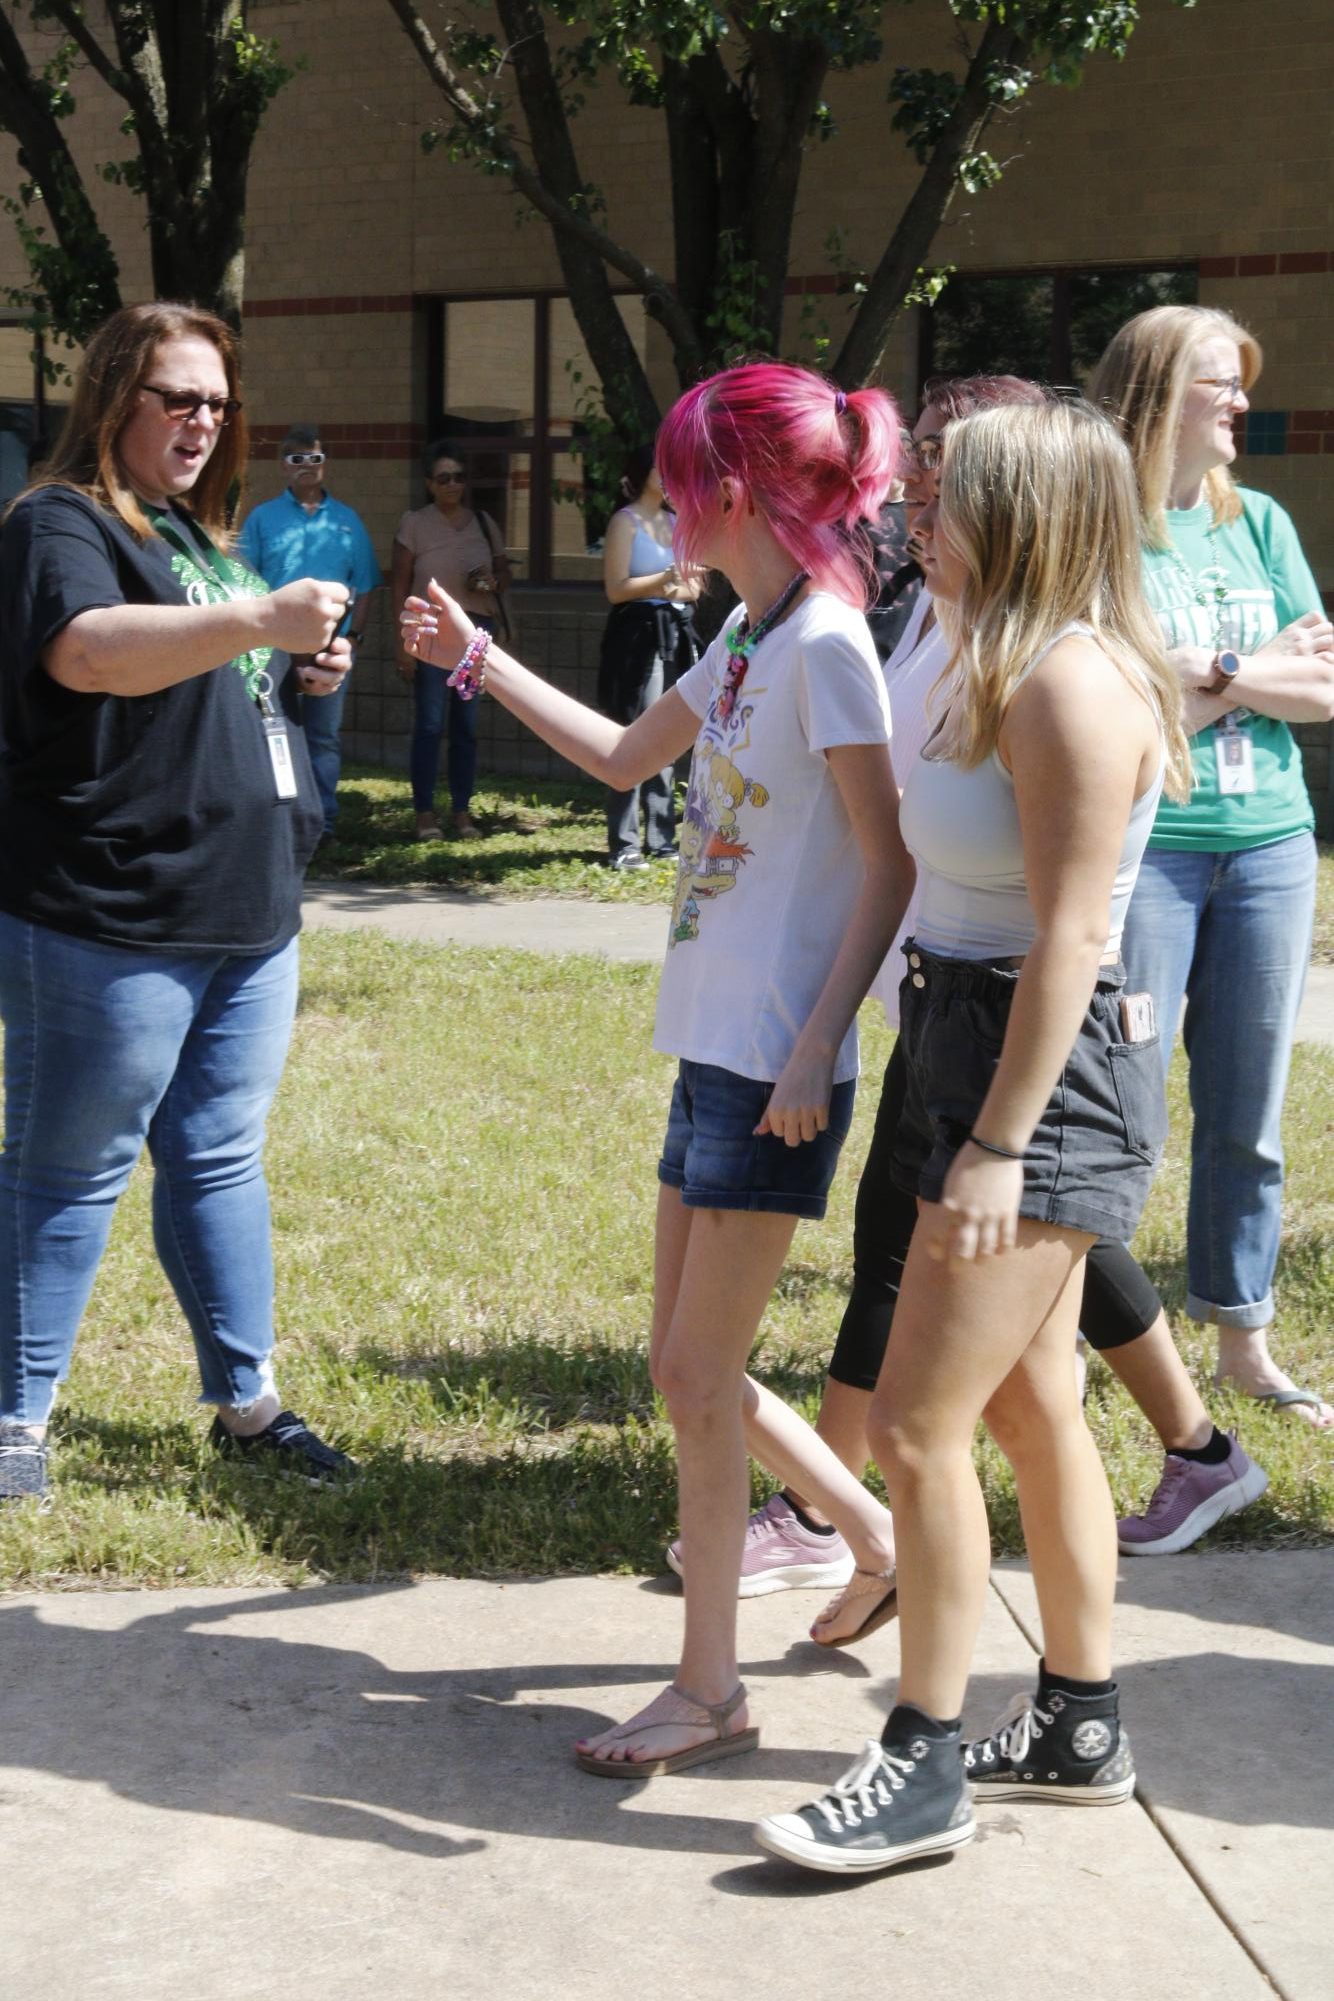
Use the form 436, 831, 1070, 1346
0, 0, 1329, 820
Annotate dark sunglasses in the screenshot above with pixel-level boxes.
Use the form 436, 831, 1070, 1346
140, 385, 242, 424
430, 470, 466, 485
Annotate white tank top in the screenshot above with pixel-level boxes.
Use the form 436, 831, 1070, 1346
898, 622, 1165, 959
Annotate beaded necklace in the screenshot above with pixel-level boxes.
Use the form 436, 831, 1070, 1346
717, 570, 808, 721
1163, 515, 1229, 650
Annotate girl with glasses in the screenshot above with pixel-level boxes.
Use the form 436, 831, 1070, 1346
1090, 306, 1334, 1434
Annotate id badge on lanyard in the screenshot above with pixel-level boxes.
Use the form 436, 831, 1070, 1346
1214, 713, 1256, 796
256, 673, 299, 800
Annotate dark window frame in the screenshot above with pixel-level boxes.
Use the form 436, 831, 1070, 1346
916, 259, 1199, 396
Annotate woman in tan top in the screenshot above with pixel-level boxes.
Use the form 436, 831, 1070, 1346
392, 442, 511, 838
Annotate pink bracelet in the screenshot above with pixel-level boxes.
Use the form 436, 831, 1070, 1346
447, 626, 492, 701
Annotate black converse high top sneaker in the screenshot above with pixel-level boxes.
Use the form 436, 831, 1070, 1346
963, 1685, 1135, 1804
754, 1710, 976, 1875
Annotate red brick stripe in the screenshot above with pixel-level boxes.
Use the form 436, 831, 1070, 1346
243, 295, 414, 318
1200, 253, 1331, 278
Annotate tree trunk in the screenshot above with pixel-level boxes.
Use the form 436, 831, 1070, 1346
494, 0, 662, 443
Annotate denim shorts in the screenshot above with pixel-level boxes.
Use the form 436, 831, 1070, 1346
658, 1060, 856, 1220
891, 941, 1167, 1241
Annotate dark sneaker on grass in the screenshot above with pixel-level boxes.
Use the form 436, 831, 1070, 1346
964, 1686, 1135, 1805
209, 1410, 357, 1484
0, 1421, 51, 1508
1117, 1434, 1267, 1555
754, 1713, 975, 1875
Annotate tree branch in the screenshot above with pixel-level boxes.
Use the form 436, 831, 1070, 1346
386, 0, 701, 383
832, 16, 1025, 385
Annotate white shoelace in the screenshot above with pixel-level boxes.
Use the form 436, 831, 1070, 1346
811, 1739, 919, 1832
964, 1692, 1053, 1769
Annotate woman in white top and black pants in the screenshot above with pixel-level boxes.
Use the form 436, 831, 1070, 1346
756, 397, 1192, 1879
598, 449, 700, 868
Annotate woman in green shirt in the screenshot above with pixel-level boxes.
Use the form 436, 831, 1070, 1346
1091, 306, 1334, 1429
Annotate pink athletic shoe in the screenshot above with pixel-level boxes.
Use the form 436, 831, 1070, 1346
1117, 1434, 1268, 1555
666, 1492, 855, 1598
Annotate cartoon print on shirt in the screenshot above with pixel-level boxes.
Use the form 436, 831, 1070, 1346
670, 742, 771, 945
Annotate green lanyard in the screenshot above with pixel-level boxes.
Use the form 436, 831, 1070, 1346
145, 503, 239, 593
145, 504, 272, 703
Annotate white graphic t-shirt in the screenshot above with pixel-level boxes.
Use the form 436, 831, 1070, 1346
653, 591, 893, 1085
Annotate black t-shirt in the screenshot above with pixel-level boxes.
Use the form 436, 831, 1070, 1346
0, 485, 321, 953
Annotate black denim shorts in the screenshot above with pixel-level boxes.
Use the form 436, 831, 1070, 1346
890, 941, 1167, 1241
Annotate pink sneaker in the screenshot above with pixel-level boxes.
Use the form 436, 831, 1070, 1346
1117, 1434, 1268, 1556
666, 1492, 855, 1598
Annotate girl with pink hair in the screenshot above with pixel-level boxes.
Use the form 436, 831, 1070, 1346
402, 361, 914, 1775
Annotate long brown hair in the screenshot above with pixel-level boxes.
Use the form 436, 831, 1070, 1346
24, 302, 247, 543
1086, 305, 1262, 551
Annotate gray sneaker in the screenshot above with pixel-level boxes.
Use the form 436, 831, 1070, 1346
1117, 1434, 1268, 1556
0, 1421, 51, 1508
755, 1716, 975, 1875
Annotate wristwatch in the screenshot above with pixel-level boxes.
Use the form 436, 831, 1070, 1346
1205, 648, 1241, 695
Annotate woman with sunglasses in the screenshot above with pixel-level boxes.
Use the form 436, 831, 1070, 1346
0, 302, 357, 1507
392, 443, 513, 840
1090, 306, 1334, 1432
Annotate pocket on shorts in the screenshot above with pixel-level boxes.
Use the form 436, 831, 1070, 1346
1107, 1036, 1168, 1165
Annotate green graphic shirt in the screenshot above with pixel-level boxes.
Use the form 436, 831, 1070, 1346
1141, 491, 1320, 853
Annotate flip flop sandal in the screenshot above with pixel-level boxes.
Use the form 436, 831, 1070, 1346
810, 1566, 898, 1650
575, 1681, 759, 1780
1251, 1387, 1333, 1423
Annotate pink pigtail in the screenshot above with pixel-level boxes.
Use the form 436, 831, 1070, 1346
656, 363, 901, 608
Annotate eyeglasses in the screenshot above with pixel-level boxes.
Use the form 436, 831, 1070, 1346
1194, 375, 1245, 399
907, 435, 944, 472
140, 385, 242, 424
284, 451, 326, 467
430, 471, 466, 485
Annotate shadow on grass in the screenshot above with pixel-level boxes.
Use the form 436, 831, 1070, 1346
359, 1332, 658, 1431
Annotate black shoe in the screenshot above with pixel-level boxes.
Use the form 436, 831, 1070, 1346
609, 849, 648, 873
963, 1685, 1135, 1804
754, 1714, 975, 1875
0, 1422, 51, 1507
209, 1410, 357, 1484
646, 845, 679, 863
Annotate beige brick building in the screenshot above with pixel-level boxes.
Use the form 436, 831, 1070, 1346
1, 0, 1331, 816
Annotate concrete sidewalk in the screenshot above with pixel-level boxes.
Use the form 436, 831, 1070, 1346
3, 1553, 1330, 2000
302, 881, 1334, 1046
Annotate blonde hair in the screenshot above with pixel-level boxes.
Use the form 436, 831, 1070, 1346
931, 398, 1191, 803
1086, 304, 1261, 550
21, 301, 247, 544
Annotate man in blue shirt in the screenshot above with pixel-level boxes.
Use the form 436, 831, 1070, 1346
238, 425, 381, 839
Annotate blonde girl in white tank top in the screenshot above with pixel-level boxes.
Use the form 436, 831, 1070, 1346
755, 400, 1193, 1877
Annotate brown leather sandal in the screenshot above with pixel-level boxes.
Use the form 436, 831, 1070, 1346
575, 1681, 759, 1779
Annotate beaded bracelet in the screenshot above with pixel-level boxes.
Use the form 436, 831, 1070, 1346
447, 626, 492, 701
967, 1132, 1025, 1162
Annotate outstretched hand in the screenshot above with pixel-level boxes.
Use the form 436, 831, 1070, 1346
400, 578, 476, 673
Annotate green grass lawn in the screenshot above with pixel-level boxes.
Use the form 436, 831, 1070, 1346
316, 766, 679, 901
322, 769, 1334, 959
2, 925, 1331, 1591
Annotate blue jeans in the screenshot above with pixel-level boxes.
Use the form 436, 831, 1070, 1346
0, 914, 299, 1424
410, 617, 491, 816
1120, 834, 1316, 1328
301, 676, 349, 834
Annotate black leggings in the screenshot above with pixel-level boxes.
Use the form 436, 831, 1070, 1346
828, 1040, 1163, 1392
